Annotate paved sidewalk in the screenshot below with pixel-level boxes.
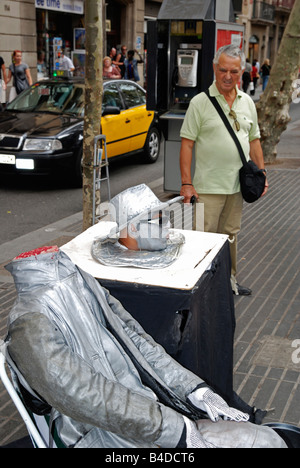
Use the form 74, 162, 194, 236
0, 110, 299, 447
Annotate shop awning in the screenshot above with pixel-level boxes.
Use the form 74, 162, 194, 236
158, 0, 215, 20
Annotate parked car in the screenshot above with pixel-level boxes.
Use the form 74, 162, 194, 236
0, 78, 161, 185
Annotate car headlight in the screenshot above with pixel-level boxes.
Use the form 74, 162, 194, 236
23, 138, 63, 152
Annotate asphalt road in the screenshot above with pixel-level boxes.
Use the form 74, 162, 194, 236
0, 149, 164, 245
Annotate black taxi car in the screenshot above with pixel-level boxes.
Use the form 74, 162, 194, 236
0, 78, 161, 185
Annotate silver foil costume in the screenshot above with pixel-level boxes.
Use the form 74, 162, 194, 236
92, 184, 185, 269
92, 230, 185, 269
5, 250, 287, 448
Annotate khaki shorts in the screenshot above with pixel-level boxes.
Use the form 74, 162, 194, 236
197, 192, 243, 279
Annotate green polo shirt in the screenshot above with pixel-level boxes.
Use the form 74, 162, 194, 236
180, 81, 261, 194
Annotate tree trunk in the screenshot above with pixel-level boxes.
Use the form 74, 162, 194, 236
82, 0, 103, 231
256, 0, 300, 163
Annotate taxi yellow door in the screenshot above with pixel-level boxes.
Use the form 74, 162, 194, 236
101, 83, 132, 158
118, 82, 154, 153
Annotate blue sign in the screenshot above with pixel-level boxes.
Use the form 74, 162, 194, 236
35, 0, 84, 15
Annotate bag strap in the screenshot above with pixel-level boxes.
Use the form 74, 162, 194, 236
204, 89, 248, 168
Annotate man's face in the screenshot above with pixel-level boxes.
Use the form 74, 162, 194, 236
214, 53, 243, 94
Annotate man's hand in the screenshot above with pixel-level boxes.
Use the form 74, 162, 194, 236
180, 184, 199, 204
250, 139, 268, 199
188, 386, 250, 423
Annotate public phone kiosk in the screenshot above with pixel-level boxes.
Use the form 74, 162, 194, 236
147, 0, 244, 192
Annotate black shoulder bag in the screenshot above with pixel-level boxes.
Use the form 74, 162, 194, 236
205, 90, 266, 203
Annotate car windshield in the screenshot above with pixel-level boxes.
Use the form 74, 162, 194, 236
6, 81, 85, 117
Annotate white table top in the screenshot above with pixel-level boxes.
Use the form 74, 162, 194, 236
62, 222, 228, 291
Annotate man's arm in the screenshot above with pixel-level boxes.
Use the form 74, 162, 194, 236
25, 67, 32, 86
134, 49, 144, 64
6, 68, 12, 85
179, 138, 198, 203
249, 138, 269, 197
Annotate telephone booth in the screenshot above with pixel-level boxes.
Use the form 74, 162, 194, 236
147, 0, 244, 192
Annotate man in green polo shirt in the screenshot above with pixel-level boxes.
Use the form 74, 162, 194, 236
180, 44, 268, 296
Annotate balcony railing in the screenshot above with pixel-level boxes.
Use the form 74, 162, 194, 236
273, 0, 295, 10
253, 1, 275, 22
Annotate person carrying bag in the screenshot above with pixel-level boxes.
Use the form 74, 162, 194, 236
7, 50, 32, 101
180, 45, 268, 296
205, 90, 266, 203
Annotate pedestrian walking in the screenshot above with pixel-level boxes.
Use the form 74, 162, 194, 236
250, 60, 259, 96
242, 58, 252, 93
7, 50, 32, 101
261, 59, 271, 91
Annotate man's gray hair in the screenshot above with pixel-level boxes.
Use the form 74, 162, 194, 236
213, 45, 246, 70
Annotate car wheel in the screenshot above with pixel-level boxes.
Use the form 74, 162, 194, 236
143, 127, 160, 163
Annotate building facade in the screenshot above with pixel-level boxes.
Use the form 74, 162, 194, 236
0, 1, 37, 81
234, 0, 296, 66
